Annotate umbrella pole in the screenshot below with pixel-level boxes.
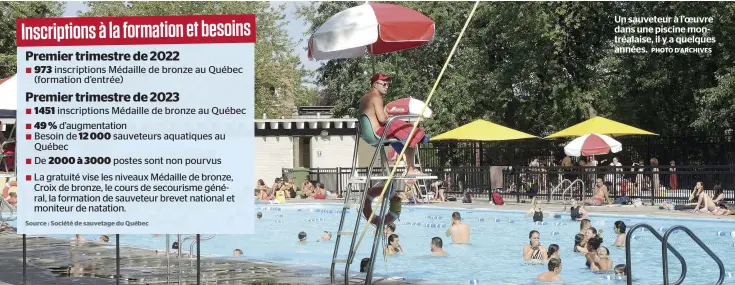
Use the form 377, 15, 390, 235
371, 54, 376, 74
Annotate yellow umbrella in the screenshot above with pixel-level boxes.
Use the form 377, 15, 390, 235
545, 116, 657, 139
431, 119, 539, 141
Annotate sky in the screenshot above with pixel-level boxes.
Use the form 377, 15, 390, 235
62, 1, 322, 73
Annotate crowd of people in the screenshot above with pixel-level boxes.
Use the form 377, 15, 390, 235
255, 177, 340, 202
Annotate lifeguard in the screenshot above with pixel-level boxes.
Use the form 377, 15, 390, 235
358, 73, 429, 176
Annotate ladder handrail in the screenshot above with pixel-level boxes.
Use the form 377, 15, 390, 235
0, 197, 15, 222
329, 115, 363, 284
662, 226, 725, 285
625, 223, 687, 285
189, 234, 216, 257
548, 179, 572, 202
561, 179, 585, 202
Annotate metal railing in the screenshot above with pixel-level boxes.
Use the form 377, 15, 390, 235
662, 226, 725, 285
284, 165, 735, 205
625, 223, 687, 285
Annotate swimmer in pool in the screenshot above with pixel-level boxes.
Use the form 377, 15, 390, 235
360, 258, 371, 272
233, 249, 243, 256
536, 258, 563, 282
257, 212, 263, 219
372, 222, 396, 237
584, 237, 604, 270
524, 197, 554, 222
592, 246, 613, 271
298, 231, 307, 244
523, 230, 547, 262
614, 264, 627, 280
579, 219, 592, 234
384, 222, 396, 237
546, 244, 560, 260
384, 234, 404, 255
612, 221, 626, 247
445, 212, 470, 244
568, 199, 589, 221
430, 237, 448, 256
73, 234, 109, 244
319, 231, 332, 242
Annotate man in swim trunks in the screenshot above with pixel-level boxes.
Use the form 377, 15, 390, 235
445, 211, 470, 244
359, 73, 429, 176
585, 178, 610, 206
429, 237, 448, 256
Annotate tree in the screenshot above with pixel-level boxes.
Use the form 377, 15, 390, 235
0, 2, 65, 78
301, 1, 735, 137
82, 1, 314, 118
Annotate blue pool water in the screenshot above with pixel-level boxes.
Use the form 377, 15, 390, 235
9, 204, 735, 285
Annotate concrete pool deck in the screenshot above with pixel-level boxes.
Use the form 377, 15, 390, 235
273, 198, 735, 221
1, 199, 732, 285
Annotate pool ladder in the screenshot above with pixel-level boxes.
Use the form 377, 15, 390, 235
625, 223, 725, 285
329, 115, 436, 285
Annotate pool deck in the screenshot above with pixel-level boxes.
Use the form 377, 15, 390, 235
275, 198, 735, 221
1, 199, 732, 285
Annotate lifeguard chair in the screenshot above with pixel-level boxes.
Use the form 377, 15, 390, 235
329, 114, 436, 285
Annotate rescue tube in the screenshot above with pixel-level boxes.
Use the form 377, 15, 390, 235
2, 181, 16, 198
363, 186, 402, 226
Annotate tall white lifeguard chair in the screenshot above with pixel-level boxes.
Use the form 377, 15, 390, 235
329, 114, 436, 285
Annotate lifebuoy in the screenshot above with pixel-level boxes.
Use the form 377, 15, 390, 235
363, 186, 402, 226
2, 181, 16, 198
3, 181, 17, 204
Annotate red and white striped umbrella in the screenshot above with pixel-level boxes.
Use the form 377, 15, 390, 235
564, 133, 622, 157
307, 2, 435, 60
0, 75, 17, 118
386, 97, 433, 118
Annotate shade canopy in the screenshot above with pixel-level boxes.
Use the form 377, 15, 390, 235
545, 116, 657, 139
307, 2, 435, 60
431, 120, 538, 141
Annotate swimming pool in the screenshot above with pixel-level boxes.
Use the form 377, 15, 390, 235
15, 203, 735, 284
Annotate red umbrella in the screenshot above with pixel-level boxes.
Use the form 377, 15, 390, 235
308, 3, 435, 60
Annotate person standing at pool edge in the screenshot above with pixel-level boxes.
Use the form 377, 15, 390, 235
446, 212, 470, 244
359, 73, 429, 176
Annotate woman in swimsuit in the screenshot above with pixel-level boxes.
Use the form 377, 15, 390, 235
661, 181, 705, 210
255, 179, 268, 200
568, 199, 589, 221
612, 220, 626, 247
384, 234, 404, 255
525, 198, 553, 222
546, 244, 560, 260
523, 230, 548, 262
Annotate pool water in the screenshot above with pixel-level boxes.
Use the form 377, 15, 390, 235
12, 203, 735, 285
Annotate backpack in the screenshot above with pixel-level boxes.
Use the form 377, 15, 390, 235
492, 191, 505, 205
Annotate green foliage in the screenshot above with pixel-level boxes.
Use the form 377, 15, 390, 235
81, 1, 314, 118
301, 1, 735, 137
0, 2, 65, 78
